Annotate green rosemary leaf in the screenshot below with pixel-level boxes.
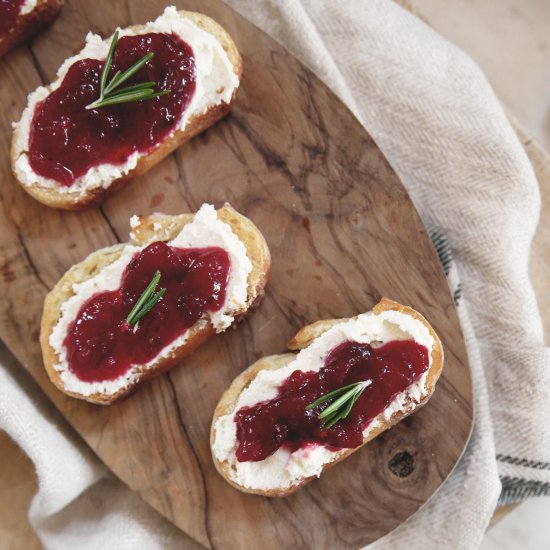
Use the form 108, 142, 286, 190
320, 411, 344, 430
104, 51, 154, 95
340, 391, 361, 420
100, 29, 119, 97
86, 33, 170, 110
307, 380, 371, 429
88, 89, 158, 109
106, 81, 157, 96
130, 287, 166, 325
103, 69, 121, 93
305, 381, 363, 411
318, 387, 360, 420
126, 270, 161, 325
147, 89, 171, 99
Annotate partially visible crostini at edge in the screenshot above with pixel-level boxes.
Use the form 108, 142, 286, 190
11, 6, 242, 209
0, 0, 64, 58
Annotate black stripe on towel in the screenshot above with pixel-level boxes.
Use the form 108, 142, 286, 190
497, 454, 550, 471
428, 228, 453, 276
453, 283, 463, 306
499, 476, 550, 506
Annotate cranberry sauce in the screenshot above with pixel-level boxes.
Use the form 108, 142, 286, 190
235, 339, 429, 462
0, 0, 24, 35
28, 33, 196, 186
64, 242, 230, 383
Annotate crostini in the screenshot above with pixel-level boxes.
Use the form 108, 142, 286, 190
0, 0, 63, 58
12, 7, 241, 209
211, 298, 443, 496
40, 204, 270, 404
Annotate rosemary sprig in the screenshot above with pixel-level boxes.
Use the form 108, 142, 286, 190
126, 270, 166, 327
86, 30, 171, 110
306, 380, 372, 429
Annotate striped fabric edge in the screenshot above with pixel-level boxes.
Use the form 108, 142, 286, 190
498, 476, 550, 506
428, 227, 453, 277
497, 454, 550, 471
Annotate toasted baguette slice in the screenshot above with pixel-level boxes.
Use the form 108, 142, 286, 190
211, 298, 444, 496
0, 0, 63, 58
12, 8, 242, 210
40, 204, 270, 405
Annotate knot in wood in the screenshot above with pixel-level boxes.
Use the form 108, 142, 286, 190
388, 451, 415, 477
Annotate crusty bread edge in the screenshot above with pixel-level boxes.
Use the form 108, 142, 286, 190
210, 297, 444, 497
11, 10, 242, 210
40, 204, 270, 405
0, 0, 63, 58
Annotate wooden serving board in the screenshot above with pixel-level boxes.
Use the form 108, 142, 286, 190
0, 0, 473, 547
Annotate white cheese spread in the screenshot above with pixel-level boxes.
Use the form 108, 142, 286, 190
20, 0, 38, 16
49, 204, 252, 396
212, 309, 435, 491
13, 6, 239, 192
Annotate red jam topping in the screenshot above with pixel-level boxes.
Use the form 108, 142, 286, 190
64, 241, 230, 383
235, 339, 429, 462
28, 33, 196, 186
0, 0, 24, 35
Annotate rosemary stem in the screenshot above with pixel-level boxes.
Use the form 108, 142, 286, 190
307, 379, 372, 429
126, 270, 161, 325
85, 31, 170, 110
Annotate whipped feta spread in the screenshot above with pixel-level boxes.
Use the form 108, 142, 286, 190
13, 6, 239, 192
20, 0, 38, 16
212, 309, 435, 491
49, 204, 252, 396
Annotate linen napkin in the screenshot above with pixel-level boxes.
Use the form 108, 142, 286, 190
1, 1, 548, 548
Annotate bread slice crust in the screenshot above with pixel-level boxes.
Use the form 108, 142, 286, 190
0, 0, 63, 58
40, 204, 270, 405
210, 298, 444, 496
11, 10, 242, 210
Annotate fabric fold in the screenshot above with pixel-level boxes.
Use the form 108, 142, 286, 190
0, 1, 548, 548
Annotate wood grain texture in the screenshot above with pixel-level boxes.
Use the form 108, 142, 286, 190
0, 0, 473, 548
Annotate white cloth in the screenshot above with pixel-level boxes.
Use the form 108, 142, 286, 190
1, 1, 549, 548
